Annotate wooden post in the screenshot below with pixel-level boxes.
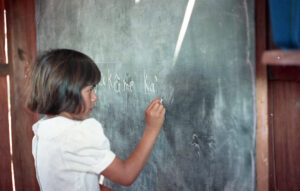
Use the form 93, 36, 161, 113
255, 0, 269, 190
0, 0, 5, 63
5, 0, 39, 190
0, 0, 13, 190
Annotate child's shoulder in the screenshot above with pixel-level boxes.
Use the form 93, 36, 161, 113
33, 116, 106, 143
74, 117, 105, 135
80, 117, 103, 130
81, 117, 101, 125
34, 116, 103, 132
65, 118, 107, 147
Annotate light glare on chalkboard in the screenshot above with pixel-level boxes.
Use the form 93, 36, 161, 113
173, 0, 195, 66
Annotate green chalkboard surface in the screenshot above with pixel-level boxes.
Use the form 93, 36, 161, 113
36, 0, 256, 190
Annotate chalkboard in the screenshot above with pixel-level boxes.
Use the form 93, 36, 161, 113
35, 0, 256, 190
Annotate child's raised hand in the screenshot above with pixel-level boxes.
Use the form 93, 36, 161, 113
102, 98, 166, 186
145, 98, 166, 131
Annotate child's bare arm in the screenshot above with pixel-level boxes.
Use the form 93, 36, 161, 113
101, 98, 165, 186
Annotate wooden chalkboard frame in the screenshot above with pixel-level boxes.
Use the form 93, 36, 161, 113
255, 0, 269, 190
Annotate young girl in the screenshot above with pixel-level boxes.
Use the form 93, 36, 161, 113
27, 49, 166, 191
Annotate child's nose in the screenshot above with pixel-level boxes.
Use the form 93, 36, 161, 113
91, 91, 98, 102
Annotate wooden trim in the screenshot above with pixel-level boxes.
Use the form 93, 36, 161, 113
0, 76, 12, 191
5, 0, 39, 190
0, 1, 13, 190
0, 0, 5, 63
255, 0, 269, 190
262, 50, 300, 66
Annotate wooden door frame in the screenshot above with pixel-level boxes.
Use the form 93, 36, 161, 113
0, 1, 12, 190
0, 0, 39, 190
255, 0, 270, 190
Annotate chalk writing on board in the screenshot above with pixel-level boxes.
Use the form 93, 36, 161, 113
191, 133, 201, 158
144, 71, 158, 94
99, 69, 135, 93
98, 69, 159, 95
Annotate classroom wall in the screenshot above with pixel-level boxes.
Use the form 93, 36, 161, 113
35, 0, 256, 190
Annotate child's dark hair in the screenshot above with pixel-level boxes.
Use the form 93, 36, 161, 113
27, 49, 101, 115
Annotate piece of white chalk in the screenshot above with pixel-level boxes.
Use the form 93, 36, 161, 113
160, 98, 163, 104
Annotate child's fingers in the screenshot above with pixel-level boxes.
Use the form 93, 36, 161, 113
158, 104, 166, 114
146, 98, 162, 111
150, 103, 165, 117
145, 98, 166, 129
149, 102, 161, 113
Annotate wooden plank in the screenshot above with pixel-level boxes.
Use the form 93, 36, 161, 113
0, 0, 5, 63
5, 0, 39, 190
255, 0, 269, 190
268, 81, 276, 191
0, 0, 8, 77
269, 66, 300, 81
271, 81, 300, 191
262, 50, 300, 66
0, 76, 12, 191
0, 0, 13, 190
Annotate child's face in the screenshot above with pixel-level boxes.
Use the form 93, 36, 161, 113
76, 85, 98, 120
